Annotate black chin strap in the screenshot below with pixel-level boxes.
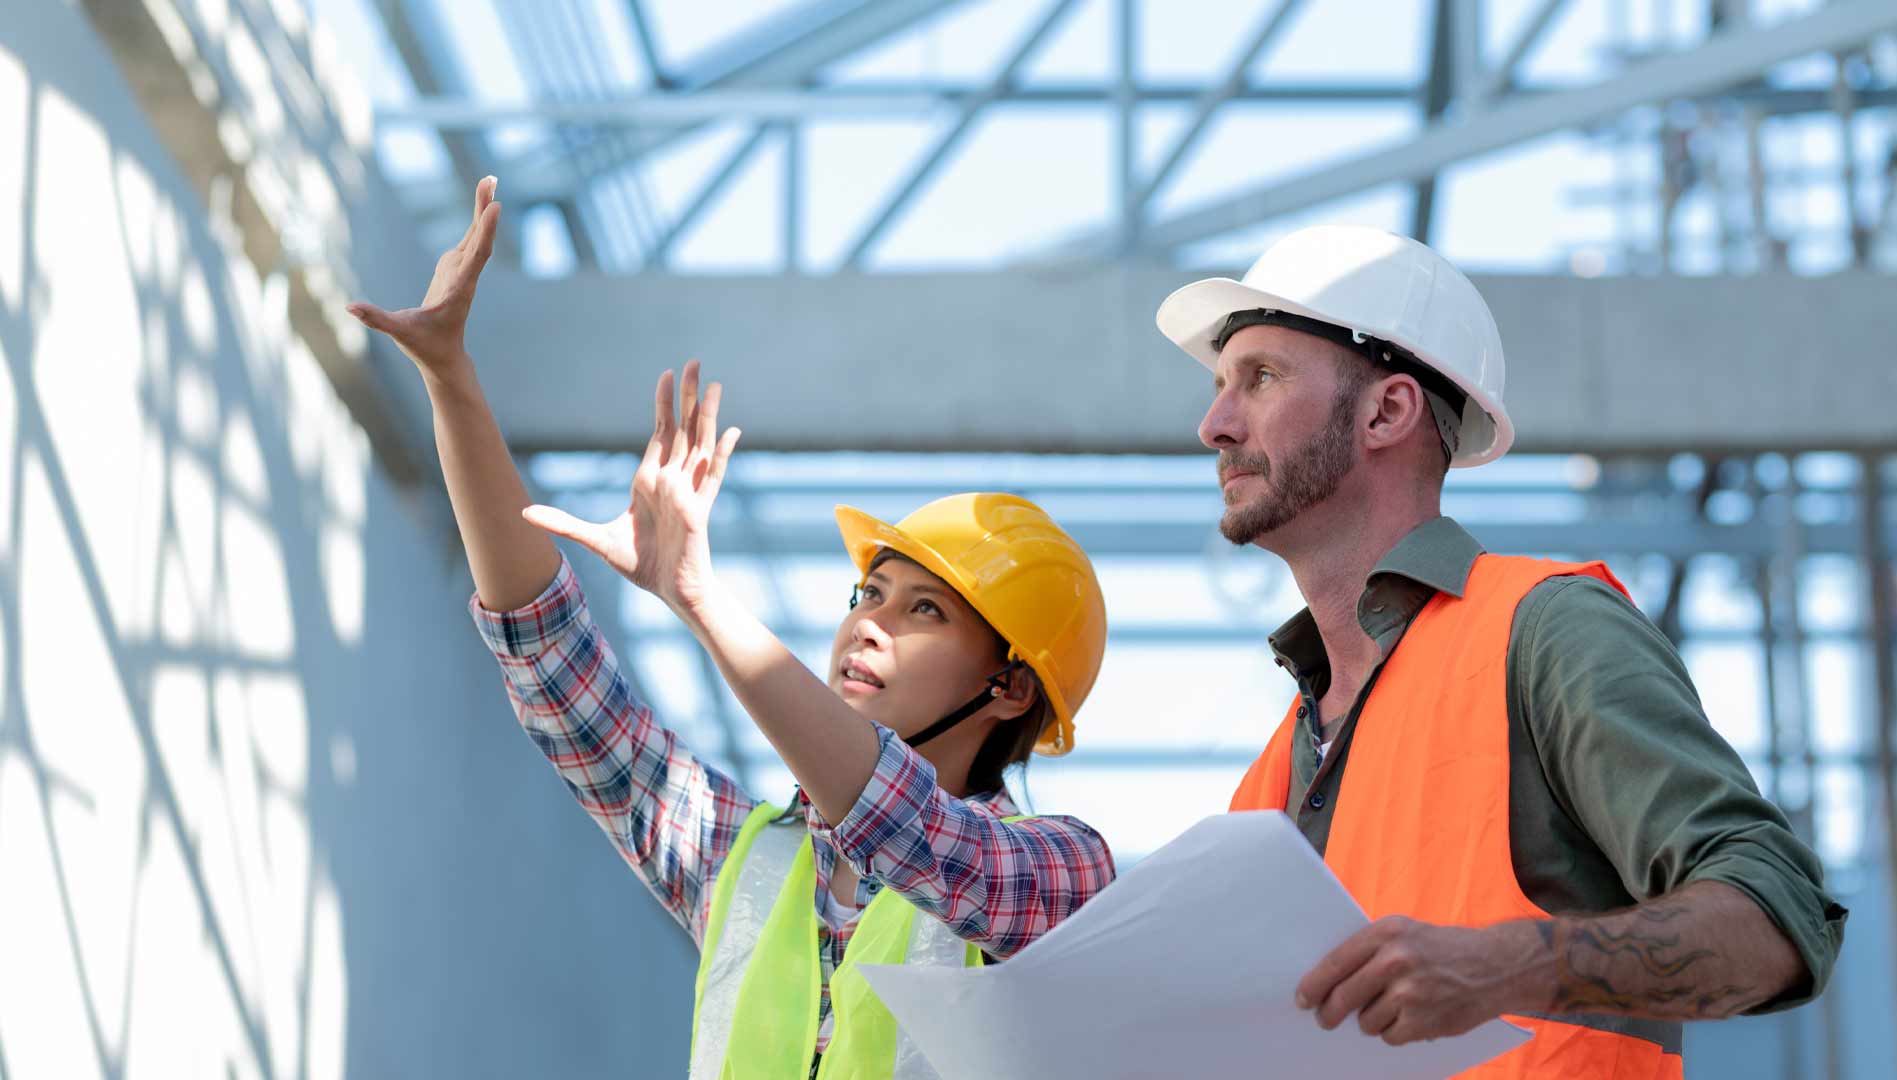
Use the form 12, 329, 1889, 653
903, 661, 1026, 749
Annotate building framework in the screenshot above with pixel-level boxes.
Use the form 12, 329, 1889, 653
357, 10, 1897, 1075
66, 0, 1897, 1074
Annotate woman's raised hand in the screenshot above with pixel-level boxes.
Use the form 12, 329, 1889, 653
523, 360, 742, 614
346, 176, 500, 376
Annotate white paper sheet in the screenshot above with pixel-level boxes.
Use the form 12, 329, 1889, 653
860, 811, 1530, 1080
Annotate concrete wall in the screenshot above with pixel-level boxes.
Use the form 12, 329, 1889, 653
0, 3, 696, 1078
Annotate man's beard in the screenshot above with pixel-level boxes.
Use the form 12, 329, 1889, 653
1217, 392, 1358, 545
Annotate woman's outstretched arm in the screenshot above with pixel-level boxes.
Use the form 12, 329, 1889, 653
345, 176, 558, 611
347, 178, 758, 940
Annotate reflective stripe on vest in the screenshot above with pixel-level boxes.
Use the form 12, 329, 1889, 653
1229, 554, 1685, 1080
692, 806, 807, 1080
690, 804, 995, 1079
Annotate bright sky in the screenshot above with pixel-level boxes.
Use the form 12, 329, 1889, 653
306, 0, 1886, 276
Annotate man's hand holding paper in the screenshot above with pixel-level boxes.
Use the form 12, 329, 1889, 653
860, 812, 1530, 1079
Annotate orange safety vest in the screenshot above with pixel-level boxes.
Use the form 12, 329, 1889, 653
1230, 554, 1685, 1079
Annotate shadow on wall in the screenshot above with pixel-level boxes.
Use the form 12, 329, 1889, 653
0, 18, 358, 1073
0, 6, 695, 1079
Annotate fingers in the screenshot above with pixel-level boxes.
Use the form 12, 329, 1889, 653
470, 200, 500, 271
714, 427, 742, 475
346, 302, 394, 334
521, 504, 605, 552
1356, 990, 1400, 1039
653, 368, 678, 465
701, 426, 742, 499
697, 380, 723, 455
460, 175, 496, 251
1380, 1020, 1421, 1047
464, 199, 501, 283
1296, 922, 1390, 1013
639, 419, 665, 479
651, 361, 729, 475
674, 359, 698, 464
1317, 952, 1394, 1030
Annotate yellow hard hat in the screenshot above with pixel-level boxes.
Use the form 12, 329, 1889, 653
834, 493, 1107, 756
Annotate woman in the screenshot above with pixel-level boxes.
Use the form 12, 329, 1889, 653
347, 178, 1114, 1078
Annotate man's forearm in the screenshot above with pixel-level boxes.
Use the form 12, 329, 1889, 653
422, 355, 562, 612
1529, 879, 1805, 1020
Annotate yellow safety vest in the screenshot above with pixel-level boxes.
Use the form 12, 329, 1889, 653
689, 804, 1002, 1079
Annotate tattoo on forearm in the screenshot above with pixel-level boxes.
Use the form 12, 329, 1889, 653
1544, 898, 1768, 1019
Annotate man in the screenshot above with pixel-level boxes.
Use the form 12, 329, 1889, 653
1155, 226, 1845, 1077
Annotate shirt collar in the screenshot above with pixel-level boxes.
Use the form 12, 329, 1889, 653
1266, 516, 1485, 683
1368, 515, 1482, 600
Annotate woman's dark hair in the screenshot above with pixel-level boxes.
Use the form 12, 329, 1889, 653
865, 550, 1046, 802
964, 674, 1047, 802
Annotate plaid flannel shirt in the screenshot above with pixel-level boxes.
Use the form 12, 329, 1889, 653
470, 557, 1115, 1044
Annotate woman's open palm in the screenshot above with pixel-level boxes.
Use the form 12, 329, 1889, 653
347, 176, 499, 374
523, 360, 741, 613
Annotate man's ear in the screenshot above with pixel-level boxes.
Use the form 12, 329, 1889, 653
1364, 374, 1429, 452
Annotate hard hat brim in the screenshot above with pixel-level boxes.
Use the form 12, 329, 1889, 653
1156, 277, 1336, 373
834, 505, 1077, 756
1155, 276, 1515, 467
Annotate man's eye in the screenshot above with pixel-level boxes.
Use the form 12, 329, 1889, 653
1254, 368, 1274, 386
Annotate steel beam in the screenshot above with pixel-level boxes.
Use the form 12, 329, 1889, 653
374, 0, 490, 186
1451, 0, 1483, 103
624, 0, 670, 87
463, 266, 1897, 456
379, 91, 954, 127
841, 0, 1083, 268
649, 124, 776, 265
1411, 0, 1457, 242
1862, 454, 1897, 984
1655, 459, 1723, 647
784, 123, 804, 271
672, 0, 967, 90
1122, 0, 1311, 242
453, 0, 973, 214
1474, 0, 1571, 102
1113, 0, 1137, 250
373, 0, 519, 262
1043, 0, 1897, 259
372, 82, 1894, 143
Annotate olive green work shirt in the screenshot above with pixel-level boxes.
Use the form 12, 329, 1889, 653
1269, 516, 1847, 1011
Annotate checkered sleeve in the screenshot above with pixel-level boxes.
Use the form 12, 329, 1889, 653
470, 557, 757, 945
818, 725, 1116, 958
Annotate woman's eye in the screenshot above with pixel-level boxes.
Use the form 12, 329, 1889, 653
915, 599, 943, 618
860, 586, 882, 602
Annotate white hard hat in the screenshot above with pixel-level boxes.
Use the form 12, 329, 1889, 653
1155, 225, 1513, 467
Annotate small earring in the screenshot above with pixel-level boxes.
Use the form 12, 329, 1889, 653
990, 687, 1002, 697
